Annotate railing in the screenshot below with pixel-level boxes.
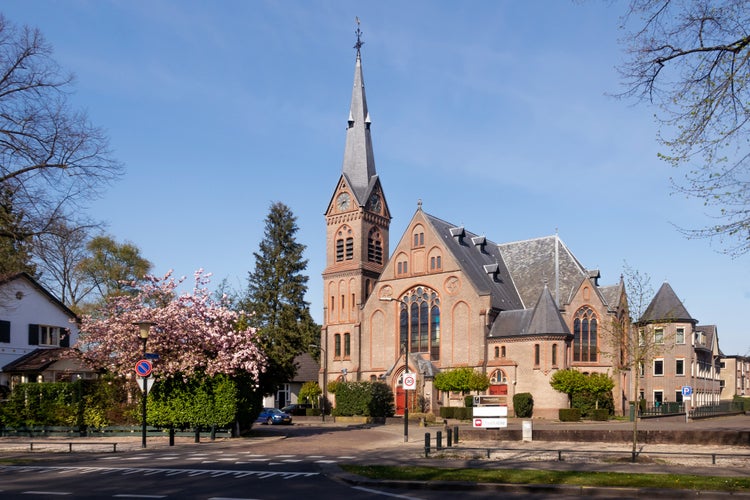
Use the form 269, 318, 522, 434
422, 432, 750, 465
690, 401, 744, 419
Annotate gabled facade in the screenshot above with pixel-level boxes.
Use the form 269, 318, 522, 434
0, 273, 89, 388
636, 282, 722, 407
320, 41, 631, 418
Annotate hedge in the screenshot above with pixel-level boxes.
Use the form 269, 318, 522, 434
439, 407, 473, 420
559, 408, 581, 422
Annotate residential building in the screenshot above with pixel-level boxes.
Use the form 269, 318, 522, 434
0, 272, 93, 388
636, 282, 722, 408
720, 354, 750, 399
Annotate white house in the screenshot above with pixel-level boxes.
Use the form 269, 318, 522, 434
0, 273, 91, 388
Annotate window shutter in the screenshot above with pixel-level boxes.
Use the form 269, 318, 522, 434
0, 320, 10, 343
60, 329, 70, 348
28, 324, 39, 345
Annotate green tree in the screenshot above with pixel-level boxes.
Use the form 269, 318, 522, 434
76, 234, 152, 305
434, 367, 489, 394
298, 381, 322, 408
549, 369, 587, 407
243, 202, 319, 396
619, 0, 750, 256
0, 188, 36, 277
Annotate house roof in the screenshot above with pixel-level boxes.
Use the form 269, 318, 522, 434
291, 353, 320, 383
2, 348, 76, 373
640, 282, 695, 324
424, 212, 523, 312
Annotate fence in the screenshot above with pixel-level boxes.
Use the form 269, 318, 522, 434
422, 431, 750, 465
636, 401, 744, 419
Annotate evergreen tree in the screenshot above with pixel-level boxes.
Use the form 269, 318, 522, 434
0, 188, 36, 277
244, 202, 319, 396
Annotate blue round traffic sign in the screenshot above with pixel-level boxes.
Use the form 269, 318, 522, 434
135, 359, 153, 377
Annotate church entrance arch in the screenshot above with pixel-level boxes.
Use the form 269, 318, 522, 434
489, 368, 509, 396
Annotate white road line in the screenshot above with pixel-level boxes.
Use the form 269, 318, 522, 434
351, 486, 423, 499
21, 492, 71, 496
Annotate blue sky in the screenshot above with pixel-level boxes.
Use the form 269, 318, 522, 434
4, 1, 748, 356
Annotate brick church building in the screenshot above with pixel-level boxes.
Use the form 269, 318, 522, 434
320, 37, 632, 418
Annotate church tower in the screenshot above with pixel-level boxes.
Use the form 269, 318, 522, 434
322, 24, 390, 381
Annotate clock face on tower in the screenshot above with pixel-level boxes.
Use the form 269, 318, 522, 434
336, 192, 351, 211
368, 193, 382, 213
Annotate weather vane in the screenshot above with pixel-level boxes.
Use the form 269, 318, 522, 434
354, 16, 364, 55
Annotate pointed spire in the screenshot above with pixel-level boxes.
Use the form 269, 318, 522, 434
527, 284, 571, 336
341, 18, 377, 204
640, 282, 695, 324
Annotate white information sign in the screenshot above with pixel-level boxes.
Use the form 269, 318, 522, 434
473, 406, 508, 417
473, 417, 507, 428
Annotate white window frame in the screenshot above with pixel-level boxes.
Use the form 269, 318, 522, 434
39, 325, 61, 347
654, 327, 664, 345
653, 358, 664, 376
675, 327, 685, 345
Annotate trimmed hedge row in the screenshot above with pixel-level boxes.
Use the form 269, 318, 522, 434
439, 407, 473, 420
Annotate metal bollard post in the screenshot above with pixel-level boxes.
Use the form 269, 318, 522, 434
169, 427, 175, 446
210, 425, 216, 441
424, 432, 431, 458
447, 427, 452, 447
194, 426, 201, 443
436, 430, 442, 450
454, 425, 459, 444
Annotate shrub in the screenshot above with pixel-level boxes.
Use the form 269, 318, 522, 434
591, 408, 609, 421
572, 390, 614, 418
559, 408, 581, 421
513, 392, 534, 418
464, 395, 474, 407
298, 381, 322, 408
331, 381, 394, 417
439, 406, 472, 420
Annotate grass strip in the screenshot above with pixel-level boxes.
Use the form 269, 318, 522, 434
341, 465, 750, 492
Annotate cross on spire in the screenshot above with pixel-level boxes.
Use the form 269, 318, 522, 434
354, 17, 364, 55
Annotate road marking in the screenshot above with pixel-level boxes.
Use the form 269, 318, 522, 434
351, 486, 423, 499
0, 465, 319, 481
22, 492, 71, 496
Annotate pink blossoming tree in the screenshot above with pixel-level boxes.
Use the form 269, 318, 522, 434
77, 270, 265, 383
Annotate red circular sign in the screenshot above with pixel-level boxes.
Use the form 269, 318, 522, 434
135, 359, 152, 377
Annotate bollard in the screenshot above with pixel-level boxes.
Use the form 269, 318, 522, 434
424, 432, 431, 458
210, 425, 216, 441
169, 427, 175, 446
446, 427, 452, 447
454, 425, 459, 444
436, 430, 443, 450
194, 426, 201, 443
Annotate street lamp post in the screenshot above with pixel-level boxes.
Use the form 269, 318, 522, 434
380, 296, 410, 443
134, 322, 153, 449
310, 343, 328, 423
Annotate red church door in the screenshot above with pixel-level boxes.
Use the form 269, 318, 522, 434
395, 386, 405, 416
489, 384, 508, 396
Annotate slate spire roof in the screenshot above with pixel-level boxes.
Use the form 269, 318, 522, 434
341, 44, 377, 205
640, 281, 695, 324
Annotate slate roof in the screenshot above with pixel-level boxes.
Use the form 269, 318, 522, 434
640, 282, 695, 324
497, 236, 589, 309
292, 353, 320, 383
489, 286, 572, 339
341, 51, 377, 205
424, 212, 523, 312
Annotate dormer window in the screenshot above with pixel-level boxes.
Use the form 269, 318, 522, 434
471, 236, 486, 252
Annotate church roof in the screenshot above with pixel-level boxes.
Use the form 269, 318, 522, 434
341, 50, 377, 205
424, 212, 523, 312
640, 282, 695, 324
498, 235, 588, 309
489, 285, 572, 338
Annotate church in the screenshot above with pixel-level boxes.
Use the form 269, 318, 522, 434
320, 33, 631, 419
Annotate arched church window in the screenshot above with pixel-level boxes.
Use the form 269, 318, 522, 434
393, 286, 441, 360
367, 228, 383, 264
336, 226, 353, 262
490, 369, 508, 384
573, 306, 598, 362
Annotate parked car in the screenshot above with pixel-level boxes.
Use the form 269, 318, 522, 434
256, 408, 293, 425
281, 403, 313, 416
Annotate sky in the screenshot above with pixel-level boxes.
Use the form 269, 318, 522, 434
3, 1, 748, 356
